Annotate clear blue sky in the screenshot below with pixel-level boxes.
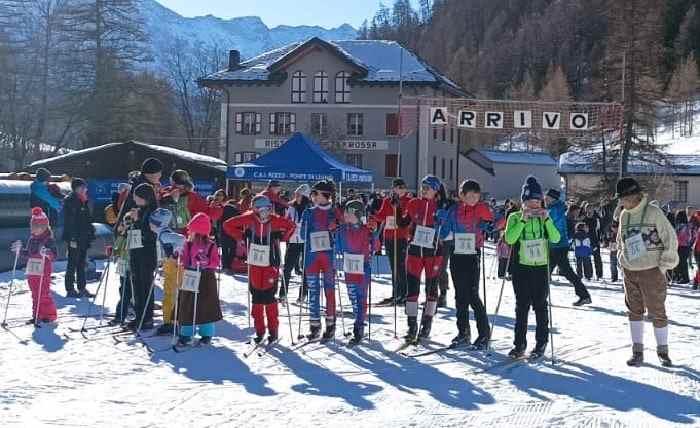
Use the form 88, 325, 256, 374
155, 0, 400, 28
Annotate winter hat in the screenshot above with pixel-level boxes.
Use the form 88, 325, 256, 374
421, 175, 441, 191
312, 180, 335, 194
546, 188, 561, 200
170, 169, 190, 185
134, 182, 156, 202
252, 195, 272, 211
460, 179, 481, 194
71, 177, 87, 191
35, 168, 51, 182
392, 178, 406, 188
30, 207, 49, 226
149, 208, 172, 230
615, 177, 642, 198
295, 184, 311, 198
141, 157, 163, 174
521, 176, 543, 201
187, 212, 211, 236
344, 200, 365, 221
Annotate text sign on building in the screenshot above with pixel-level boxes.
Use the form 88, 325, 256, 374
431, 107, 590, 130
342, 140, 389, 151
254, 139, 287, 149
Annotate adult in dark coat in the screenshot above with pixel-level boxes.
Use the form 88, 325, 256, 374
63, 178, 96, 297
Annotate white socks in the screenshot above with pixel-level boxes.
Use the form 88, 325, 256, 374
654, 326, 668, 347
630, 320, 644, 345
405, 301, 418, 317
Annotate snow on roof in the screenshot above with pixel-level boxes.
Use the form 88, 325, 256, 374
0, 180, 71, 195
200, 38, 466, 94
477, 149, 557, 166
30, 141, 226, 170
559, 151, 700, 175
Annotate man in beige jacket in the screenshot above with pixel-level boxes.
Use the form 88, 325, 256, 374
616, 177, 678, 367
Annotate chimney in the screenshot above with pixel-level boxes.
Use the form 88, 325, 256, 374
228, 50, 240, 71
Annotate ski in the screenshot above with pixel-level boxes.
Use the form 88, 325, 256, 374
402, 341, 473, 358
243, 339, 267, 358
0, 324, 30, 345
290, 337, 321, 352
476, 355, 528, 373
172, 340, 201, 354
392, 338, 419, 354
257, 338, 281, 357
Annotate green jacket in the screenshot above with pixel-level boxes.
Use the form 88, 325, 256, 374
505, 210, 561, 266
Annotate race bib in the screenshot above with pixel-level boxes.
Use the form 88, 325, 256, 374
248, 243, 271, 267
523, 239, 547, 264
384, 216, 397, 230
343, 253, 365, 274
127, 230, 143, 250
625, 233, 647, 261
454, 233, 477, 255
181, 269, 201, 292
116, 259, 127, 276
25, 257, 45, 276
309, 231, 331, 252
412, 225, 436, 248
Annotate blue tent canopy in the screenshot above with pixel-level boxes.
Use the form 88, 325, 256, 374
227, 132, 374, 184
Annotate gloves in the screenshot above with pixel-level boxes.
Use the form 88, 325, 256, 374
435, 209, 448, 224
10, 240, 22, 254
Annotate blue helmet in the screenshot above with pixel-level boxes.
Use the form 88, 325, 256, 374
149, 208, 172, 230
421, 175, 442, 192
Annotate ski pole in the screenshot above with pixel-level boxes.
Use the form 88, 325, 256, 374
136, 268, 159, 336
369, 255, 373, 343
547, 253, 556, 365
481, 248, 488, 351
80, 255, 110, 332
98, 254, 113, 326
486, 246, 513, 354
392, 206, 398, 339
33, 254, 47, 328
171, 254, 182, 345
280, 266, 295, 345
190, 263, 200, 342
246, 238, 251, 329
2, 245, 21, 327
336, 256, 347, 339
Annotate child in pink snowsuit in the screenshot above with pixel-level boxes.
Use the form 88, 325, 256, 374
18, 207, 58, 322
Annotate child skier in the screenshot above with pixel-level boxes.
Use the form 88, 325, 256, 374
11, 207, 58, 324
176, 213, 224, 346
497, 232, 511, 279
573, 222, 593, 280
300, 180, 343, 341
441, 179, 494, 349
504, 176, 561, 360
223, 195, 295, 344
336, 200, 379, 344
399, 175, 448, 343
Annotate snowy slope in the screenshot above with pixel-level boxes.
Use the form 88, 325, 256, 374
1, 244, 699, 427
139, 0, 357, 70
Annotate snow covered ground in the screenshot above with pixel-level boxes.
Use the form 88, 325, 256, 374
1, 245, 699, 427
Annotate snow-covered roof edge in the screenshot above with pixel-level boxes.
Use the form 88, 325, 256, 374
559, 151, 700, 175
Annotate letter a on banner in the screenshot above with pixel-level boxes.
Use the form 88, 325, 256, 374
430, 107, 448, 125
542, 112, 561, 130
569, 113, 589, 130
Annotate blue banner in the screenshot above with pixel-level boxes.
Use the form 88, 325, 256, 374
88, 179, 217, 203
227, 166, 373, 184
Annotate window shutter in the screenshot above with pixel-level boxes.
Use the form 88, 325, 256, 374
235, 113, 243, 133
255, 113, 262, 134
269, 113, 276, 134
290, 113, 296, 132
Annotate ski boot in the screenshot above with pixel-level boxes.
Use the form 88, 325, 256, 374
307, 323, 321, 341
418, 316, 433, 339
348, 325, 364, 346
199, 336, 212, 345
573, 297, 592, 306
471, 335, 490, 350
404, 316, 418, 344
437, 292, 447, 308
155, 323, 174, 336
508, 346, 526, 359
268, 329, 279, 345
658, 346, 672, 367
450, 330, 471, 348
530, 342, 547, 360
253, 334, 265, 344
627, 350, 644, 367
321, 321, 336, 343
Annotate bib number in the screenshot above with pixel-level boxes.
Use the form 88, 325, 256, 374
343, 253, 365, 274
181, 269, 201, 292
384, 216, 397, 230
454, 233, 477, 255
248, 243, 271, 267
25, 257, 45, 276
127, 230, 143, 250
412, 225, 436, 249
625, 233, 647, 261
523, 239, 547, 264
309, 231, 331, 252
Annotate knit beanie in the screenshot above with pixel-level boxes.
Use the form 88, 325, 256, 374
187, 212, 211, 236
36, 168, 51, 182
134, 182, 156, 202
71, 177, 87, 191
521, 176, 543, 201
141, 158, 163, 174
546, 188, 561, 200
460, 179, 481, 194
30, 207, 49, 226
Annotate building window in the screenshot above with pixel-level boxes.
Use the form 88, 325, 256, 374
674, 181, 688, 202
386, 113, 399, 136
313, 71, 329, 103
441, 127, 446, 142
233, 152, 259, 163
449, 159, 453, 180
441, 158, 446, 179
335, 71, 352, 103
385, 154, 401, 177
310, 113, 327, 137
346, 153, 363, 169
291, 71, 306, 103
433, 127, 438, 140
269, 112, 296, 135
432, 156, 437, 175
234, 112, 261, 135
347, 113, 364, 136
450, 127, 454, 144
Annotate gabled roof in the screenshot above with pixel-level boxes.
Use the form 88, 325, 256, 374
559, 151, 700, 176
199, 37, 468, 96
465, 149, 557, 175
